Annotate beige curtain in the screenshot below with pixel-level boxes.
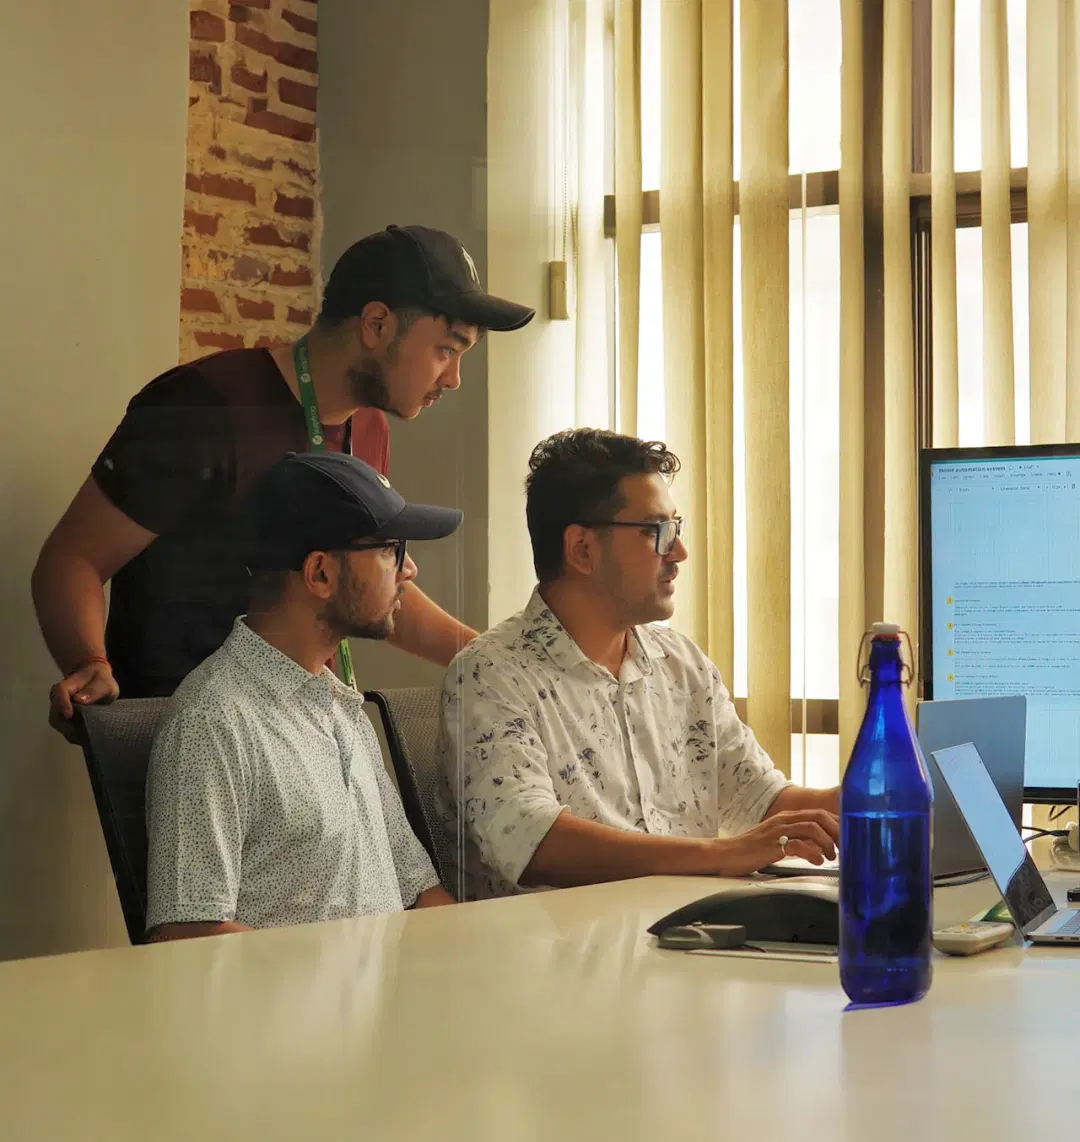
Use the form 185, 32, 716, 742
881, 0, 918, 659
614, 0, 642, 437
660, 0, 708, 655
981, 0, 1015, 446
838, 0, 865, 763
1068, 0, 1080, 439
570, 0, 611, 429
739, 0, 791, 773
931, 0, 959, 447
1028, 0, 1067, 444
701, 0, 736, 687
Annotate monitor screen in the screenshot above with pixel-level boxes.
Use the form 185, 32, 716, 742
921, 445, 1080, 800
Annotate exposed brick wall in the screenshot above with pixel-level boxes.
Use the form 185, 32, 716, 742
181, 0, 320, 363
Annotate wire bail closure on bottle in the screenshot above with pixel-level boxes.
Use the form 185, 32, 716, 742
857, 629, 916, 688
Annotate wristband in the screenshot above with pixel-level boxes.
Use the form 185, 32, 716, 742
75, 655, 111, 672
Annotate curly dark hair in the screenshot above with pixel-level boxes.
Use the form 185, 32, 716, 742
525, 428, 681, 583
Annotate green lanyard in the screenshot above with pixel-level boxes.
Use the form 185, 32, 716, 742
293, 336, 358, 691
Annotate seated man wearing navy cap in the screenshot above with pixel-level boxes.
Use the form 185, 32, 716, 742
145, 452, 460, 941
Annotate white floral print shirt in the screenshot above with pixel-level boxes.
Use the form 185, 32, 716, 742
438, 588, 789, 899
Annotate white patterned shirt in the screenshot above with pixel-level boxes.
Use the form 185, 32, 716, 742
437, 588, 790, 899
146, 618, 440, 932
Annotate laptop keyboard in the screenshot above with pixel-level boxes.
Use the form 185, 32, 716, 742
1052, 911, 1080, 936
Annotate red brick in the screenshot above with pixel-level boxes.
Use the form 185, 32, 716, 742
236, 296, 275, 321
287, 306, 313, 326
269, 265, 313, 287
181, 287, 223, 314
196, 331, 246, 351
231, 255, 272, 283
233, 25, 274, 60
191, 10, 226, 41
190, 49, 222, 93
187, 171, 257, 205
184, 209, 220, 238
283, 158, 316, 185
275, 191, 314, 220
282, 9, 317, 36
245, 108, 315, 142
228, 4, 253, 21
255, 334, 291, 349
245, 223, 311, 251
278, 76, 316, 112
208, 144, 227, 161
231, 64, 268, 94
277, 40, 318, 72
234, 26, 316, 72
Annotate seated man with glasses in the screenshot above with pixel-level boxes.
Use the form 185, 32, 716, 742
145, 451, 459, 940
438, 428, 839, 899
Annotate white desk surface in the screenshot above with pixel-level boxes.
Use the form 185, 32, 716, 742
0, 871, 1076, 1141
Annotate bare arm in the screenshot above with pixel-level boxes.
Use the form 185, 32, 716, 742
145, 920, 253, 942
767, 784, 840, 818
386, 581, 477, 668
32, 477, 158, 734
521, 808, 840, 889
412, 886, 456, 908
33, 476, 157, 671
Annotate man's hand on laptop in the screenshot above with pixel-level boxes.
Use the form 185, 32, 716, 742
717, 809, 840, 877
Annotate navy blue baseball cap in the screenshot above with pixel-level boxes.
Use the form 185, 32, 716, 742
321, 224, 535, 332
243, 451, 463, 571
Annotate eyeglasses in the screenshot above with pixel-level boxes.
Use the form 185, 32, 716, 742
577, 516, 685, 556
341, 538, 408, 571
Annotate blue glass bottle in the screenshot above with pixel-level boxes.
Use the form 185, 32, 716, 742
840, 622, 934, 1006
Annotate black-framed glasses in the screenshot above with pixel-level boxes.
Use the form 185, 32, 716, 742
577, 516, 685, 555
341, 538, 408, 571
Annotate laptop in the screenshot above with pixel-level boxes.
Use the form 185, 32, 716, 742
765, 695, 1027, 879
916, 695, 1026, 876
932, 741, 1080, 945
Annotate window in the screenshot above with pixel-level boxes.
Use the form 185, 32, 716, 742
613, 0, 844, 784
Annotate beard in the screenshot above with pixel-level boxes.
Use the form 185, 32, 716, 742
347, 356, 398, 418
348, 331, 409, 419
322, 560, 399, 642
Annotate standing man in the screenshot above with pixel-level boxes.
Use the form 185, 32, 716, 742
33, 224, 533, 737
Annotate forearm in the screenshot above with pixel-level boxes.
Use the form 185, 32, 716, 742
766, 784, 840, 817
31, 548, 109, 673
145, 920, 252, 942
412, 885, 456, 908
387, 582, 477, 668
521, 811, 722, 888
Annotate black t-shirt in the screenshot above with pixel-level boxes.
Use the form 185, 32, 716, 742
92, 349, 390, 698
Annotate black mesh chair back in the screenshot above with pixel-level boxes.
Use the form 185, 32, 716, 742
365, 687, 458, 896
76, 698, 169, 944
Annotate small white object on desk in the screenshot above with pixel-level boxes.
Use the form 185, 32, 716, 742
932, 921, 1015, 956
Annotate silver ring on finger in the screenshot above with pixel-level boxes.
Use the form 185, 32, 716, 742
778, 834, 790, 857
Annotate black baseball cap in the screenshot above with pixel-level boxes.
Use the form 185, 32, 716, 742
321, 224, 535, 332
242, 451, 463, 571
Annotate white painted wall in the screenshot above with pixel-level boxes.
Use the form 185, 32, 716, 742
0, 1, 189, 958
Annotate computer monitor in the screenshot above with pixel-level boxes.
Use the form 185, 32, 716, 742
920, 444, 1080, 803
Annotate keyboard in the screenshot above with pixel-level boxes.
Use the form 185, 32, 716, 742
1052, 910, 1080, 936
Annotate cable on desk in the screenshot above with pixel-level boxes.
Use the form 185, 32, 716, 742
933, 870, 991, 887
1022, 827, 1068, 842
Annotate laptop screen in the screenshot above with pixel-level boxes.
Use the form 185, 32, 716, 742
931, 742, 1055, 931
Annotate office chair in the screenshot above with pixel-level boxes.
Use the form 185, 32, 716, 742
76, 698, 169, 945
365, 687, 458, 897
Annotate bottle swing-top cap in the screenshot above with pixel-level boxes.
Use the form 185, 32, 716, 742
858, 621, 915, 686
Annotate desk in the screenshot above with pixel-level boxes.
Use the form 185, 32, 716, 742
0, 872, 1075, 1141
